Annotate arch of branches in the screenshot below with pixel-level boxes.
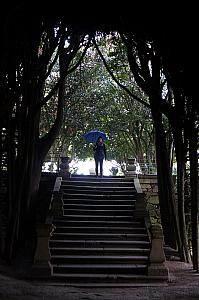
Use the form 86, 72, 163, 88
0, 7, 198, 271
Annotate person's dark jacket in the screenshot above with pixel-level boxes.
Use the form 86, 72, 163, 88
93, 141, 106, 160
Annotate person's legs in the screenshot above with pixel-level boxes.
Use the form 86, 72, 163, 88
99, 158, 103, 177
95, 158, 99, 176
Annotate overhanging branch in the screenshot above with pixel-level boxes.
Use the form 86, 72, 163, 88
34, 36, 92, 113
93, 38, 150, 109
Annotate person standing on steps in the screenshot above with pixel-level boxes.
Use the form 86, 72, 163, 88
93, 136, 106, 177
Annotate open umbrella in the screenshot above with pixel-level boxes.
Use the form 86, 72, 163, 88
83, 130, 107, 143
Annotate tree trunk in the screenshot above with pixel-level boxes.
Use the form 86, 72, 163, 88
173, 126, 191, 262
190, 119, 199, 270
152, 107, 180, 249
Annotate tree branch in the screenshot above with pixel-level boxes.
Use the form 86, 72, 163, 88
93, 38, 151, 109
34, 35, 92, 112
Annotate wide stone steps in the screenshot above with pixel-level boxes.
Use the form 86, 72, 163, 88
63, 204, 135, 210
63, 215, 136, 222
62, 214, 135, 221
50, 247, 150, 256
61, 185, 136, 193
53, 219, 141, 227
52, 263, 148, 276
62, 176, 130, 183
49, 239, 150, 248
50, 255, 148, 264
53, 226, 145, 234
62, 193, 135, 200
63, 209, 134, 216
61, 177, 135, 188
62, 183, 135, 189
62, 199, 135, 205
50, 232, 148, 240
49, 175, 150, 284
63, 189, 136, 196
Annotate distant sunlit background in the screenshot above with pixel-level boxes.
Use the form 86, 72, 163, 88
42, 159, 124, 176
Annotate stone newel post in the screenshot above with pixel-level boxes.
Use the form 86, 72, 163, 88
33, 176, 63, 277
148, 224, 169, 278
126, 157, 137, 177
59, 155, 71, 179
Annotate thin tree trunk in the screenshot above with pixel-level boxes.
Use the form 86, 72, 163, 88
176, 153, 191, 262
170, 121, 191, 262
152, 109, 180, 249
190, 120, 199, 270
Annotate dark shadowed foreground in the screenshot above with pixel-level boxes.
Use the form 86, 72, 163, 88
0, 261, 199, 299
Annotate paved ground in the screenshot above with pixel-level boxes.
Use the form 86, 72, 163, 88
0, 261, 199, 299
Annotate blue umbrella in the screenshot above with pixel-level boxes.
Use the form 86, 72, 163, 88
83, 130, 107, 143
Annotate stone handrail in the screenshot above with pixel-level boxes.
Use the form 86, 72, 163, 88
133, 177, 147, 220
33, 176, 63, 267
46, 176, 63, 222
133, 175, 168, 279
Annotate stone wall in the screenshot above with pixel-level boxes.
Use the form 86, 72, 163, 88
138, 174, 161, 224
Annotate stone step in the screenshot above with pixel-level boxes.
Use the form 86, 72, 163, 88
62, 180, 134, 184
61, 188, 136, 195
63, 204, 135, 210
62, 214, 135, 221
49, 239, 150, 248
62, 176, 134, 184
53, 226, 146, 234
62, 193, 136, 199
62, 183, 135, 189
62, 180, 134, 185
62, 199, 135, 205
50, 255, 148, 264
50, 247, 150, 256
53, 219, 142, 227
61, 183, 136, 189
51, 263, 148, 276
50, 232, 148, 241
63, 209, 134, 216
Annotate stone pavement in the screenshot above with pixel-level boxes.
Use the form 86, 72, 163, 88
0, 261, 199, 299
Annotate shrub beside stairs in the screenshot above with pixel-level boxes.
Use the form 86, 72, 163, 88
46, 175, 168, 286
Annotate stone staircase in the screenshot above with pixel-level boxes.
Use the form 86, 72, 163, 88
48, 175, 152, 286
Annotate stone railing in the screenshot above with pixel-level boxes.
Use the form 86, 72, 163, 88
34, 153, 71, 268
59, 155, 71, 178
33, 176, 63, 274
125, 157, 139, 178
148, 224, 168, 278
131, 172, 168, 279
133, 177, 147, 220
138, 174, 160, 224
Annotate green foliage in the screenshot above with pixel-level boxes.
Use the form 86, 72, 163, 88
40, 34, 155, 166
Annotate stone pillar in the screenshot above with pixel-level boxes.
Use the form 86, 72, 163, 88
59, 155, 71, 179
32, 176, 63, 277
126, 157, 137, 177
31, 223, 52, 277
34, 223, 52, 264
148, 224, 169, 278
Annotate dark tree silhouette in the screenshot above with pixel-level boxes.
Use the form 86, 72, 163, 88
0, 6, 198, 271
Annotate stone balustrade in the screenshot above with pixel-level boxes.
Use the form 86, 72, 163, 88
148, 224, 169, 278
138, 174, 160, 224
33, 175, 63, 275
